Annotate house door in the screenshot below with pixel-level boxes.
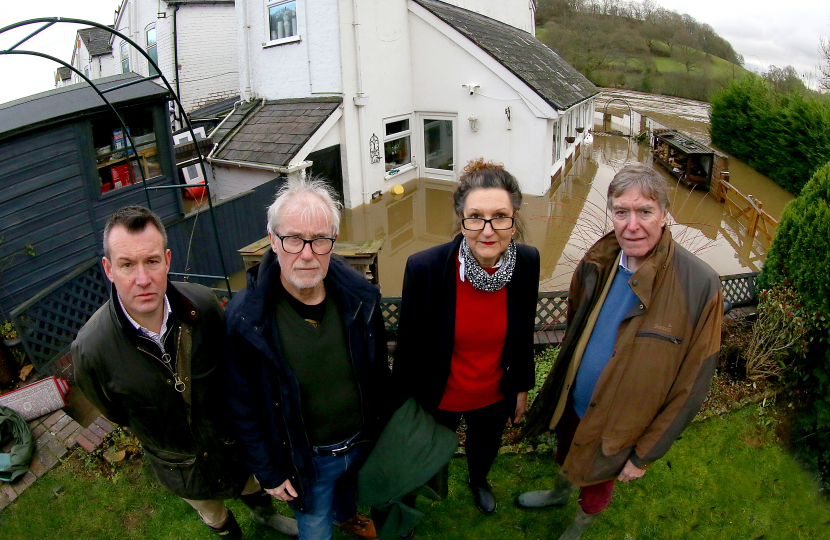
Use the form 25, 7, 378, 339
418, 114, 457, 181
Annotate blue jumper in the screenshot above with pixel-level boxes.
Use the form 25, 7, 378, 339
572, 264, 639, 418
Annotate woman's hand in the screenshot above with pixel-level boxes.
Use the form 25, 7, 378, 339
512, 392, 528, 425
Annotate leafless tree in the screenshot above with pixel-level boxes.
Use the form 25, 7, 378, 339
819, 36, 830, 91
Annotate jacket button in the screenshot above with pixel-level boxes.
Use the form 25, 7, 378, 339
573, 442, 580, 446
632, 279, 639, 286
191, 310, 196, 316
167, 379, 172, 384
589, 402, 596, 407
204, 452, 209, 457
639, 304, 644, 310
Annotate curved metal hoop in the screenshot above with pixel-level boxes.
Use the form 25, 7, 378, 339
0, 17, 232, 295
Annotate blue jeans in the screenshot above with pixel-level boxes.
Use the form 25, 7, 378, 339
293, 436, 365, 540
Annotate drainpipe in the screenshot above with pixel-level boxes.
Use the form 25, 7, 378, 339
173, 5, 182, 128
352, 0, 370, 206
238, 0, 253, 100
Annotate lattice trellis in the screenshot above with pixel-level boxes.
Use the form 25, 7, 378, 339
721, 272, 758, 310
536, 291, 569, 331
381, 297, 402, 334
12, 259, 109, 370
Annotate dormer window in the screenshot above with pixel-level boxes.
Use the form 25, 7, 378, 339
266, 0, 300, 46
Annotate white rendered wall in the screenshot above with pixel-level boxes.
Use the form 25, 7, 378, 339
237, 0, 341, 100
408, 12, 552, 196
338, 0, 415, 208
439, 0, 536, 33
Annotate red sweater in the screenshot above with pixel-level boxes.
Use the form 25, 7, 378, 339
438, 259, 507, 411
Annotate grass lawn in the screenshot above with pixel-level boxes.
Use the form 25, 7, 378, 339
1, 403, 829, 539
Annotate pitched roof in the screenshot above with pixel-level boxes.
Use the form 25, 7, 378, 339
77, 26, 113, 57
0, 74, 170, 141
413, 0, 598, 111
56, 67, 71, 81
213, 97, 342, 167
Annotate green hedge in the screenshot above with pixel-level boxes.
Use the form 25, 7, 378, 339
758, 161, 830, 485
709, 78, 830, 195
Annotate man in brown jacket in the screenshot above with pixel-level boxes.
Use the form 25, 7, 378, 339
517, 164, 723, 540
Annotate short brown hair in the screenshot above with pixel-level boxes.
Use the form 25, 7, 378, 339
103, 205, 168, 259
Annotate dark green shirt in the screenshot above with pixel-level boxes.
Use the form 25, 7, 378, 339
275, 283, 363, 446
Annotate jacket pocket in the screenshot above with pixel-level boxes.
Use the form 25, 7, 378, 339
583, 438, 633, 483
635, 331, 683, 345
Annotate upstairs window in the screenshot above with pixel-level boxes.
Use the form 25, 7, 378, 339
267, 0, 298, 44
146, 26, 158, 76
120, 41, 129, 73
383, 116, 412, 173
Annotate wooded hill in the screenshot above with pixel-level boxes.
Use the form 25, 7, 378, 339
536, 0, 754, 102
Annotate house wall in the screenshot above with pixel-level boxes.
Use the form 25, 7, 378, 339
157, 4, 240, 113
236, 0, 341, 100
439, 0, 536, 33
408, 10, 553, 196
70, 40, 118, 85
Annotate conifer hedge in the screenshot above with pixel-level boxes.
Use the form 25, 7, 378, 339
709, 78, 830, 195
758, 162, 830, 483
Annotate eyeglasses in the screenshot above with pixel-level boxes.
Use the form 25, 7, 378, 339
461, 216, 515, 231
275, 234, 336, 255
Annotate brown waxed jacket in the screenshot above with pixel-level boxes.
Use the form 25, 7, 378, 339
522, 228, 723, 486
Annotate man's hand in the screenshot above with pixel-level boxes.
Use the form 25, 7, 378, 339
511, 392, 528, 425
265, 479, 298, 501
617, 459, 646, 483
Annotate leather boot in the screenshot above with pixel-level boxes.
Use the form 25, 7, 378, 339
557, 507, 597, 540
240, 490, 299, 537
207, 509, 243, 539
467, 479, 497, 515
515, 474, 574, 508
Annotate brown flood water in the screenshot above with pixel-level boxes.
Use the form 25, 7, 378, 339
226, 91, 794, 295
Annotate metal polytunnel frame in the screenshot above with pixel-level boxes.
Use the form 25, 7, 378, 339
0, 17, 232, 296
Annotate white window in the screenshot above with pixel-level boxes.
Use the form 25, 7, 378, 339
383, 116, 412, 173
552, 120, 561, 163
84, 67, 89, 79
267, 0, 299, 45
120, 41, 129, 74
146, 26, 158, 77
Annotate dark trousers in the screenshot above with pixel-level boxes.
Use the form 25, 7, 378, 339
555, 405, 615, 515
431, 398, 508, 487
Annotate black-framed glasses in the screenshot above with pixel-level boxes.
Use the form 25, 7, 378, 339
461, 216, 515, 231
275, 234, 337, 255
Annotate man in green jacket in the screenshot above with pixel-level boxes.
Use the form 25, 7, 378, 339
517, 164, 723, 539
72, 206, 297, 539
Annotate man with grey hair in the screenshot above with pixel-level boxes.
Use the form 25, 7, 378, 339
516, 163, 723, 539
225, 177, 390, 540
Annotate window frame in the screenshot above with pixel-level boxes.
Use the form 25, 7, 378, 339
382, 114, 413, 175
264, 0, 302, 48
146, 25, 158, 77
120, 41, 129, 74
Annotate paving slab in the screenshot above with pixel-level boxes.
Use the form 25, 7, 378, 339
42, 411, 65, 428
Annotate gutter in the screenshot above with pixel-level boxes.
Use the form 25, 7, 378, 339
208, 157, 313, 174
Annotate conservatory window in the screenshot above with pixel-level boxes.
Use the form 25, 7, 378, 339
383, 116, 412, 173
267, 1, 299, 45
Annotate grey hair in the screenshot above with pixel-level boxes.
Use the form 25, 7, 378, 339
103, 205, 167, 259
266, 176, 342, 236
607, 163, 671, 212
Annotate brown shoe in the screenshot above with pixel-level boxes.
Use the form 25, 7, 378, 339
335, 514, 377, 539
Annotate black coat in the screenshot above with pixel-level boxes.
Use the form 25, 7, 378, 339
224, 250, 391, 514
393, 235, 540, 411
72, 281, 249, 500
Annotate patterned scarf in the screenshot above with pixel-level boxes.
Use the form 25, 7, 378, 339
459, 237, 516, 292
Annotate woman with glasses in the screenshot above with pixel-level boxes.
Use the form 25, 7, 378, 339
393, 159, 540, 515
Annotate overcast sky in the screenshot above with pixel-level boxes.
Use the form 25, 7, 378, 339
1, 0, 829, 104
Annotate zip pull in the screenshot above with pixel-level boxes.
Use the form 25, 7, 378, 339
173, 375, 186, 393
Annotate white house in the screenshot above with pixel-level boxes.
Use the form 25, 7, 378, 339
209, 0, 597, 209
58, 0, 240, 119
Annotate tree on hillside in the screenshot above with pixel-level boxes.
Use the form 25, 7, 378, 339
764, 65, 807, 94
674, 29, 702, 73
820, 36, 830, 91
